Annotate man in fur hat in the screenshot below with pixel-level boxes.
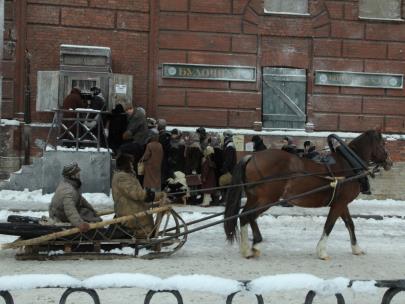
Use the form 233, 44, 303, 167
112, 153, 165, 237
49, 162, 102, 232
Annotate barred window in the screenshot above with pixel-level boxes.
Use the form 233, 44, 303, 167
264, 0, 308, 15
359, 0, 402, 20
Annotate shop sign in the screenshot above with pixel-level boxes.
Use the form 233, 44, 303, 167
162, 63, 256, 82
315, 70, 403, 89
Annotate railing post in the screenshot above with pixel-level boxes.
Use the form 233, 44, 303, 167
304, 290, 345, 304
226, 291, 264, 304
0, 290, 14, 304
381, 287, 404, 304
144, 290, 183, 304
59, 288, 100, 304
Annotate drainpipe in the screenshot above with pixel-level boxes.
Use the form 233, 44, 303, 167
15, 0, 30, 165
0, 0, 4, 112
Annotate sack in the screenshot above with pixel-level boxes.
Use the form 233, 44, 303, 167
219, 172, 232, 186
137, 161, 144, 175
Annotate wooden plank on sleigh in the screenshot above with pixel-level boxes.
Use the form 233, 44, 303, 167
0, 205, 171, 250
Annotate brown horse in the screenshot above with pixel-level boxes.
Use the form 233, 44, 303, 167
224, 129, 393, 259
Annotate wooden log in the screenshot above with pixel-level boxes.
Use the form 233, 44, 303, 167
0, 206, 171, 250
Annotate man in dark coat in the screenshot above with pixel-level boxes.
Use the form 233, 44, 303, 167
157, 119, 171, 188
168, 129, 186, 176
303, 140, 320, 160
120, 105, 149, 168
49, 162, 102, 232
220, 130, 236, 186
252, 135, 267, 152
106, 103, 127, 155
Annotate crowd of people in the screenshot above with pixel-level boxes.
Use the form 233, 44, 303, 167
56, 87, 324, 234
62, 87, 321, 206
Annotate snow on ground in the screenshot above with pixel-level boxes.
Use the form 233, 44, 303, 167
0, 190, 404, 303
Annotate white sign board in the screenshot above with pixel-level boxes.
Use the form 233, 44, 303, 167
115, 84, 127, 94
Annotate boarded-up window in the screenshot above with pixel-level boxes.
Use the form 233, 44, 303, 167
262, 68, 307, 129
264, 0, 308, 15
359, 0, 402, 20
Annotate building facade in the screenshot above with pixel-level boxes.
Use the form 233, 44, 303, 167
1, 0, 405, 174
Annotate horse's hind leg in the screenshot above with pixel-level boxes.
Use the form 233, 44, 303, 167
316, 206, 341, 260
250, 217, 263, 257
239, 196, 260, 258
341, 206, 365, 255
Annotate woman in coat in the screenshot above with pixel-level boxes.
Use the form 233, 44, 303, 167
142, 130, 163, 191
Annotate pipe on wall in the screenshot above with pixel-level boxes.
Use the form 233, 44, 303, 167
0, 0, 4, 111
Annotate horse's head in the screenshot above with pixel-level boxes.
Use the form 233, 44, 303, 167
350, 129, 393, 171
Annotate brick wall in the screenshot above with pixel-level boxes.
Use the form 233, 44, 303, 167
2, 0, 405, 168
6, 0, 151, 123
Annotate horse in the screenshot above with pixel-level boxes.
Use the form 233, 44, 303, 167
224, 129, 393, 260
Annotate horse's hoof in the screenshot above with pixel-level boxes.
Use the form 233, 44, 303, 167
319, 255, 331, 260
352, 245, 365, 255
252, 248, 261, 257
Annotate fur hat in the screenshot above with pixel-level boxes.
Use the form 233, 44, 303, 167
62, 162, 80, 177
116, 153, 134, 171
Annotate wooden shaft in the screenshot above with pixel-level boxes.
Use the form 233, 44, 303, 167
0, 206, 171, 250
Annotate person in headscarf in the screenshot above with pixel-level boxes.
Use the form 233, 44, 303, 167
49, 162, 102, 232
251, 135, 267, 152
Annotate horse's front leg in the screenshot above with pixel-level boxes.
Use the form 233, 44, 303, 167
250, 218, 263, 257
316, 206, 341, 260
341, 206, 365, 255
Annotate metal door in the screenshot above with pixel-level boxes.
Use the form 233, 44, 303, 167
262, 67, 307, 129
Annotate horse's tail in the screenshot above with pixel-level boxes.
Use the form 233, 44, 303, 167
224, 155, 251, 243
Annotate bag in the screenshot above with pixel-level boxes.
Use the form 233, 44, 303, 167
137, 160, 144, 175
219, 172, 232, 187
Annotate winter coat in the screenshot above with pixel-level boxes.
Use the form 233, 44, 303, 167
142, 141, 163, 190
112, 170, 154, 236
159, 130, 172, 184
221, 140, 237, 174
185, 142, 203, 175
62, 88, 85, 110
168, 138, 186, 175
201, 155, 216, 194
107, 104, 128, 153
49, 178, 100, 226
253, 140, 267, 152
125, 108, 149, 146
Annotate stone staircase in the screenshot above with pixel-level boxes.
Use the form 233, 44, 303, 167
0, 157, 43, 191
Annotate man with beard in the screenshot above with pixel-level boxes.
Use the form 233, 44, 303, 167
49, 162, 102, 232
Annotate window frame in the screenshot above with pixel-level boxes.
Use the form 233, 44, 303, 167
359, 0, 404, 22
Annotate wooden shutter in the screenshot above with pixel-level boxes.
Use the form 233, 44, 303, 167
262, 67, 307, 129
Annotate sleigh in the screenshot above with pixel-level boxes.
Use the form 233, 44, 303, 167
0, 206, 188, 261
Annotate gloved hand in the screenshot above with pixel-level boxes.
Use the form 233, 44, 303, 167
78, 222, 90, 233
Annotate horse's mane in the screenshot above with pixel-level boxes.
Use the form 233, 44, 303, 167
349, 129, 381, 160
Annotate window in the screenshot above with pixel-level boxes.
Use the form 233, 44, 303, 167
264, 0, 308, 15
359, 0, 402, 20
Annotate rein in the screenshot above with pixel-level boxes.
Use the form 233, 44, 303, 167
139, 169, 378, 250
